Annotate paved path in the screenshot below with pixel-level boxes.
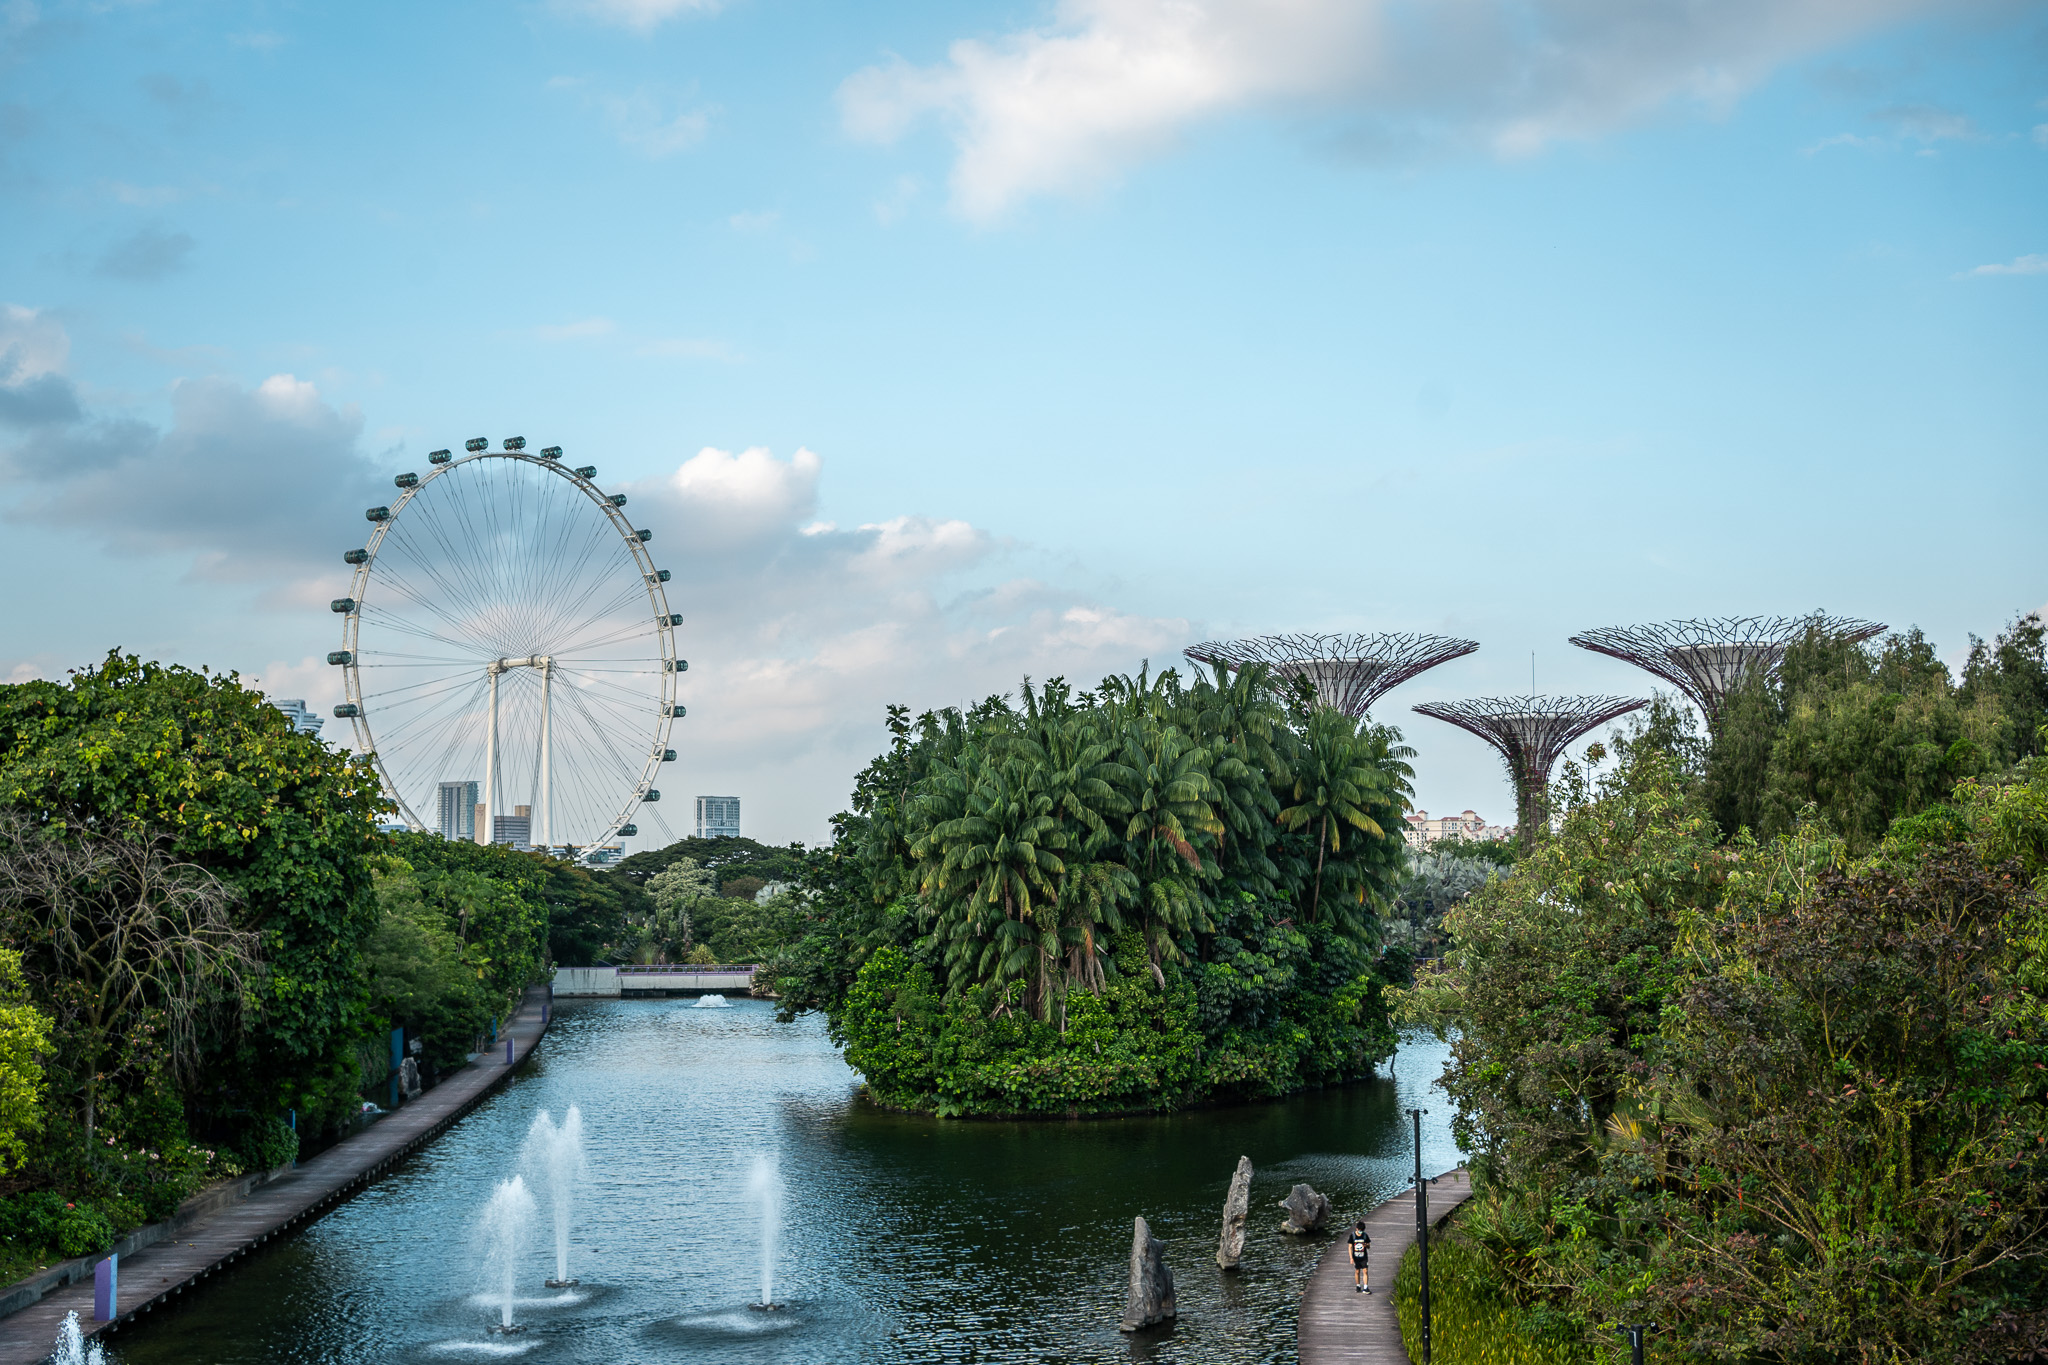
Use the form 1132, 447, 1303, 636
1298, 1167, 1474, 1365
0, 988, 552, 1365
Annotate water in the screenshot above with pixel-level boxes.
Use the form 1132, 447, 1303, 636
98, 999, 1460, 1363
53, 1311, 106, 1365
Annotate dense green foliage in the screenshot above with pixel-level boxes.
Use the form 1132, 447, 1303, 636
772, 664, 1414, 1114
1404, 618, 2048, 1365
0, 655, 600, 1275
1705, 620, 2039, 852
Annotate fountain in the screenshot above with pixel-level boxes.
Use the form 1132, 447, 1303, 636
692, 994, 730, 1008
51, 1311, 105, 1365
745, 1154, 781, 1310
522, 1107, 589, 1288
476, 1175, 537, 1334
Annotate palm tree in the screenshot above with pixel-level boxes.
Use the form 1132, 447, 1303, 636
1277, 709, 1404, 924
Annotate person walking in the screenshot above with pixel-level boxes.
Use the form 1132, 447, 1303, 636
1349, 1220, 1372, 1293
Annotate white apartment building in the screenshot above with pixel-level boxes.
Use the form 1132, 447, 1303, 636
1404, 808, 1515, 849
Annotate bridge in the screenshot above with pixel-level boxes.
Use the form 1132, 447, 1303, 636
551, 964, 757, 997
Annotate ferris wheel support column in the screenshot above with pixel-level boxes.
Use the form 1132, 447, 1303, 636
539, 656, 553, 852
479, 660, 504, 846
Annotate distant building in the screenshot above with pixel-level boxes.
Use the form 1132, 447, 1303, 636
1405, 808, 1515, 850
696, 795, 740, 839
438, 781, 479, 842
493, 805, 532, 850
270, 699, 323, 738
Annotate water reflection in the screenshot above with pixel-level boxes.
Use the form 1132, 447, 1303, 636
105, 999, 1459, 1364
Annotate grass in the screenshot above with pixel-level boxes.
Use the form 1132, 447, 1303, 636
1394, 1231, 1591, 1365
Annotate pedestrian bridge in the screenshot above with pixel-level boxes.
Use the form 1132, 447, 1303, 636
551, 965, 757, 997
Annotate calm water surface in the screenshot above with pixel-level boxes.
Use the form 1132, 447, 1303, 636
105, 998, 1461, 1364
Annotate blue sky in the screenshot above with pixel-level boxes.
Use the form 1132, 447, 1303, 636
3, 0, 2044, 845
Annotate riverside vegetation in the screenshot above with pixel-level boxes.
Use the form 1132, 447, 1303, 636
1402, 614, 2048, 1364
0, 653, 639, 1283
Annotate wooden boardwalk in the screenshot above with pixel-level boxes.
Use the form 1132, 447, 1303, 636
0, 988, 552, 1365
1298, 1168, 1473, 1365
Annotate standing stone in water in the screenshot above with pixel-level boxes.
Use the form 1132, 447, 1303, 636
1277, 1183, 1332, 1234
1119, 1216, 1177, 1331
1216, 1156, 1254, 1270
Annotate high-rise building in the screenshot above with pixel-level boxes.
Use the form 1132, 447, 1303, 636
437, 781, 479, 841
696, 795, 740, 839
270, 699, 324, 738
493, 804, 533, 850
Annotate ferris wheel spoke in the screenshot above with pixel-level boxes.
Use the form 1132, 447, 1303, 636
363, 546, 508, 653
353, 605, 500, 659
382, 522, 501, 649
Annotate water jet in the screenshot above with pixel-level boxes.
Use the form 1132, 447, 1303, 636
521, 1105, 588, 1289
746, 1154, 781, 1308
476, 1175, 538, 1332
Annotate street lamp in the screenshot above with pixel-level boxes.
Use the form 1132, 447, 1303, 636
1408, 1107, 1436, 1363
1618, 1323, 1657, 1365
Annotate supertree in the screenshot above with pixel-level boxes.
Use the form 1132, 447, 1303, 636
1411, 695, 1646, 849
1182, 632, 1479, 717
1568, 615, 1885, 731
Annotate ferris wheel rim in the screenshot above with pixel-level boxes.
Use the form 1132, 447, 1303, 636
334, 445, 678, 851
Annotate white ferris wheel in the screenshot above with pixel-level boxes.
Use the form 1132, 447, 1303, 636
327, 436, 683, 856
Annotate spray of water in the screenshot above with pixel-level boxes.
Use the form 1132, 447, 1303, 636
51, 1312, 105, 1365
522, 1107, 589, 1285
747, 1154, 780, 1307
476, 1175, 538, 1328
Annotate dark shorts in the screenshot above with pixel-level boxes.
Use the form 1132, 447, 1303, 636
1352, 1254, 1369, 1267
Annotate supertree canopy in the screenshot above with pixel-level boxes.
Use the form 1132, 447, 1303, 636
1568, 615, 1885, 729
1182, 632, 1478, 717
1411, 695, 1646, 849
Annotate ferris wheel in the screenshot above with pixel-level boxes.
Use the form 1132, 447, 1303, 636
326, 436, 683, 856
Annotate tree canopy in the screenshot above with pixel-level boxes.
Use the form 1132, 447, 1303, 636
771, 663, 1414, 1114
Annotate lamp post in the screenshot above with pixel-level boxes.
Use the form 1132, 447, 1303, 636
1408, 1106, 1431, 1363
1619, 1322, 1656, 1365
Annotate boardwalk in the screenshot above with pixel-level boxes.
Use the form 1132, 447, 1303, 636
1298, 1168, 1474, 1365
0, 988, 552, 1365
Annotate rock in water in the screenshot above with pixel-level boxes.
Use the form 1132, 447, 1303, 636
1216, 1156, 1253, 1269
1119, 1216, 1177, 1331
1277, 1183, 1332, 1234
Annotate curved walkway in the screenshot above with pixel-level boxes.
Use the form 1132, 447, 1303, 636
1299, 1167, 1474, 1365
0, 987, 552, 1365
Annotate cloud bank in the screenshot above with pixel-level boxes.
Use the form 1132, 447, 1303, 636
0, 310, 1191, 838
840, 0, 1946, 220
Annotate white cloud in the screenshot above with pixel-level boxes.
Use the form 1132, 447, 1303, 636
612, 446, 1189, 782
1, 368, 379, 594
0, 304, 68, 382
602, 92, 712, 156
728, 210, 779, 232
840, 0, 1947, 220
534, 317, 617, 341
1965, 253, 2048, 277
636, 336, 735, 361
553, 0, 722, 33
2034, 123, 2048, 149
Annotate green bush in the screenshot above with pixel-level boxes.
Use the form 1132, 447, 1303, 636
236, 1117, 298, 1175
